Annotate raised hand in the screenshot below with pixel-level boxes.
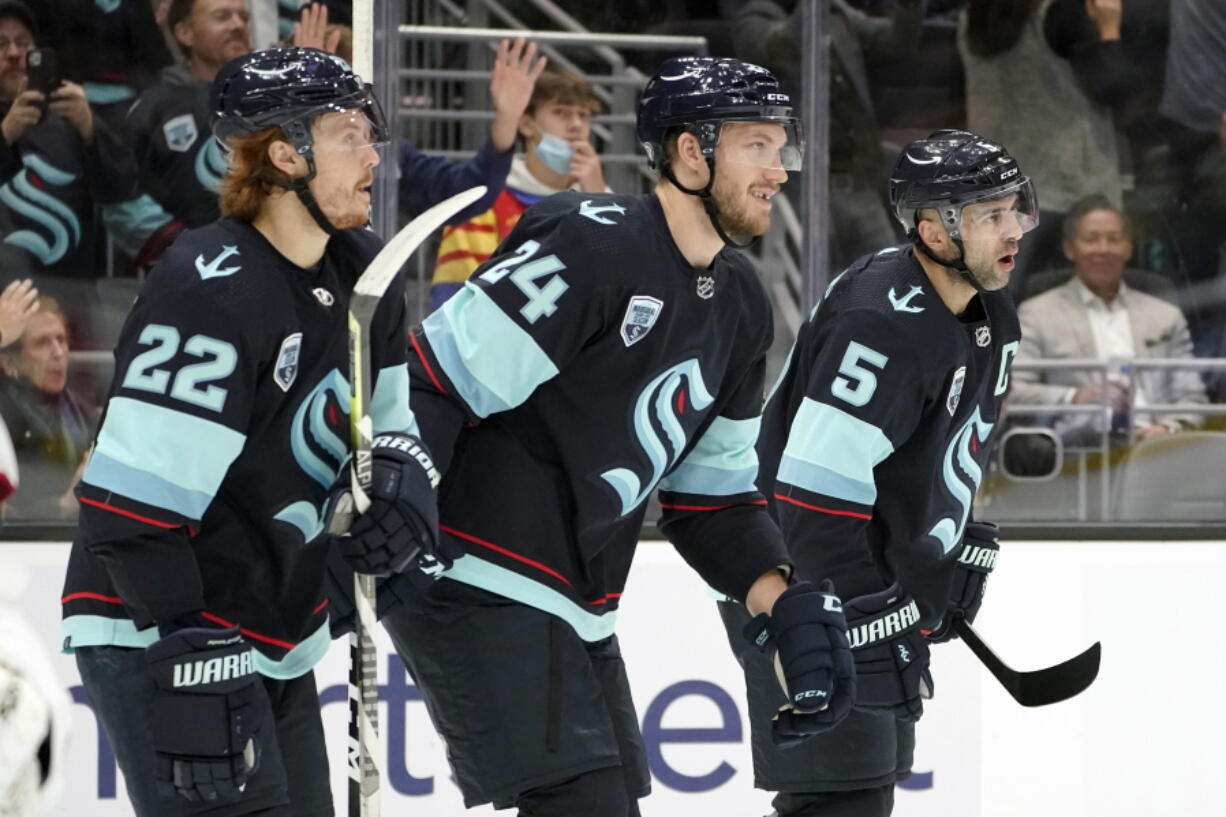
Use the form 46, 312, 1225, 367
489, 37, 547, 152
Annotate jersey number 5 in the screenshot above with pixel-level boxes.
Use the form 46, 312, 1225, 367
478, 239, 569, 324
831, 341, 888, 407
122, 323, 237, 412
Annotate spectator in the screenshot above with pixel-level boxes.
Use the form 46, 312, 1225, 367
430, 63, 607, 308
0, 0, 148, 280
0, 296, 97, 521
732, 0, 925, 269
959, 0, 1130, 295
1010, 195, 1208, 445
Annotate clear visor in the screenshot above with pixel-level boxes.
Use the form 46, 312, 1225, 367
310, 107, 390, 155
949, 179, 1040, 238
716, 120, 804, 171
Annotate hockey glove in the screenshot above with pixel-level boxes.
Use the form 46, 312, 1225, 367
743, 580, 855, 747
927, 521, 1000, 644
145, 625, 269, 804
335, 433, 457, 581
844, 583, 931, 722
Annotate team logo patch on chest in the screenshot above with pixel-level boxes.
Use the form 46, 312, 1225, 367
620, 296, 664, 347
274, 333, 303, 392
975, 325, 992, 347
696, 275, 715, 299
947, 365, 967, 416
163, 114, 199, 153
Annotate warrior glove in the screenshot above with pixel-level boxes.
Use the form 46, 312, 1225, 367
145, 625, 269, 804
844, 583, 932, 722
333, 433, 456, 581
927, 521, 1000, 644
743, 580, 855, 747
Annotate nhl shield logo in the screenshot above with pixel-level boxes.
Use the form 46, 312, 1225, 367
620, 296, 663, 347
946, 366, 967, 416
312, 287, 334, 307
975, 325, 992, 347
163, 114, 199, 153
274, 333, 303, 392
696, 275, 715, 300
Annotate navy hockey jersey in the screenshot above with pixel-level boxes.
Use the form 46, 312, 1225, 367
394, 191, 790, 640
61, 218, 414, 677
757, 246, 1021, 622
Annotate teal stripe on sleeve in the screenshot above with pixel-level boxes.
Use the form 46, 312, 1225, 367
781, 398, 894, 489
777, 454, 876, 505
371, 364, 420, 437
660, 462, 759, 496
86, 396, 246, 518
422, 284, 559, 418
441, 556, 617, 642
660, 415, 761, 496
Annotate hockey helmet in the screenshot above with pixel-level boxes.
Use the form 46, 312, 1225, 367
210, 47, 388, 154
636, 56, 802, 171
889, 129, 1038, 240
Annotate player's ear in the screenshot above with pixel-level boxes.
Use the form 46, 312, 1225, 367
916, 212, 946, 253
675, 131, 704, 173
518, 112, 538, 144
266, 138, 306, 177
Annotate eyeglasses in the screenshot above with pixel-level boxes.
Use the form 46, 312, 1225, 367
0, 38, 33, 53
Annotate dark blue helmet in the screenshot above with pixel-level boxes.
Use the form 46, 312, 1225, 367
210, 47, 388, 152
636, 56, 799, 170
889, 129, 1038, 239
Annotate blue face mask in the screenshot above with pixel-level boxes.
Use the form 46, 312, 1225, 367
534, 133, 574, 176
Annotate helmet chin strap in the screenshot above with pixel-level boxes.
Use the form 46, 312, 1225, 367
286, 154, 340, 237
662, 157, 758, 250
914, 232, 985, 293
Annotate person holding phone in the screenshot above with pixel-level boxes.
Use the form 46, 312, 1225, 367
0, 0, 143, 281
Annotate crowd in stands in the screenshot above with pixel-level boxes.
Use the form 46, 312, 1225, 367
0, 0, 1223, 521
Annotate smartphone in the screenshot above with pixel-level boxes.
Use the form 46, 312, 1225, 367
26, 47, 60, 101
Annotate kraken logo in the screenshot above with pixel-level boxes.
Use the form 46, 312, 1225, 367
601, 358, 714, 516
0, 154, 81, 265
272, 368, 351, 542
196, 137, 229, 193
928, 406, 994, 555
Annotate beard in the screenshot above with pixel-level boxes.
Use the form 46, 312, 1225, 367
315, 185, 370, 231
710, 173, 770, 238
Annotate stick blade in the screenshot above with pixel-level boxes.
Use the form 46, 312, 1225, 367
354, 185, 488, 299
1012, 641, 1101, 707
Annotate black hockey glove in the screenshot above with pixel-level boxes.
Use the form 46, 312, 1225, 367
334, 433, 457, 581
927, 521, 1000, 644
743, 580, 855, 747
844, 584, 932, 723
145, 625, 269, 804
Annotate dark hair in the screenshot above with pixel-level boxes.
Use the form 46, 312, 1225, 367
0, 0, 36, 40
1062, 194, 1132, 241
167, 0, 199, 60
964, 0, 1043, 58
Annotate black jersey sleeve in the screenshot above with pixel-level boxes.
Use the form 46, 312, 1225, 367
407, 196, 621, 471
657, 346, 792, 604
76, 274, 261, 624
772, 308, 928, 599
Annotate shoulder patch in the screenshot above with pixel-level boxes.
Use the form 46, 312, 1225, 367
620, 296, 663, 347
578, 199, 627, 225
947, 366, 967, 415
274, 333, 303, 392
888, 285, 924, 313
195, 245, 242, 280
163, 113, 199, 153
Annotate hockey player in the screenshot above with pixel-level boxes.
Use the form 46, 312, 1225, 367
366, 56, 855, 816
60, 48, 443, 815
722, 129, 1032, 816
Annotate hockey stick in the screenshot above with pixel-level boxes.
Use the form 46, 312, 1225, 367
955, 618, 1101, 707
335, 185, 487, 817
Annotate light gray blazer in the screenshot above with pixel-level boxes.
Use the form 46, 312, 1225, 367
1012, 277, 1208, 428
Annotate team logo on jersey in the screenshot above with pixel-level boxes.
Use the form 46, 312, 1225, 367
696, 275, 715, 300
975, 325, 992, 347
946, 365, 966, 416
312, 287, 334, 307
578, 199, 626, 225
274, 333, 303, 392
195, 245, 242, 279
163, 114, 199, 153
620, 296, 663, 347
888, 285, 925, 313
95, 0, 121, 12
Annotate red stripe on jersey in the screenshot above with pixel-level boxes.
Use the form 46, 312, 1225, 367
676, 388, 686, 415
79, 496, 183, 529
774, 493, 872, 520
410, 331, 447, 394
588, 592, 623, 606
199, 611, 297, 650
313, 599, 329, 615
440, 524, 574, 589
659, 499, 769, 512
61, 591, 124, 605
